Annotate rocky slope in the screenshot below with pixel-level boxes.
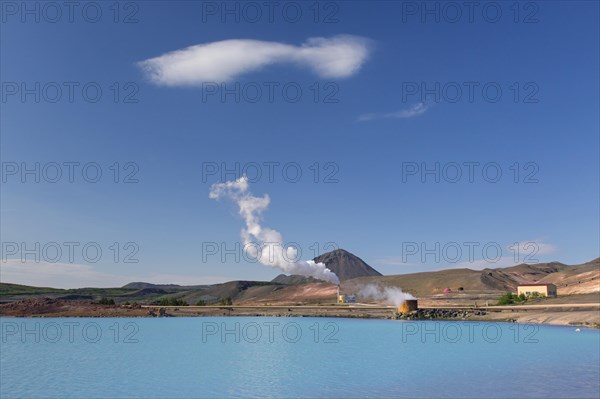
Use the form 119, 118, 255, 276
313, 248, 382, 281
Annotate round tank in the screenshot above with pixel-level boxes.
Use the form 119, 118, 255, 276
398, 299, 418, 313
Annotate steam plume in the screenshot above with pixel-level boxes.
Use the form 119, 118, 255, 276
358, 284, 416, 306
209, 176, 340, 284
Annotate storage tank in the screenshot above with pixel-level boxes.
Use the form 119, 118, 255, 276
398, 299, 418, 313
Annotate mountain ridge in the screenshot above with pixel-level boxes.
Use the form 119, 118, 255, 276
1, 253, 598, 305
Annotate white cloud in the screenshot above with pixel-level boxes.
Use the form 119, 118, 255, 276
374, 256, 417, 267
510, 240, 557, 256
358, 102, 430, 122
0, 260, 228, 289
138, 35, 371, 86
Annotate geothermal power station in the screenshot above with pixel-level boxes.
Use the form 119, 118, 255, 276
337, 285, 419, 313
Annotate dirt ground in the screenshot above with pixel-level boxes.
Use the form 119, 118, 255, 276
0, 298, 149, 317
473, 309, 600, 327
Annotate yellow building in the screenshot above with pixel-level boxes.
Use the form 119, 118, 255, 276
336, 286, 356, 304
517, 283, 557, 297
338, 294, 356, 304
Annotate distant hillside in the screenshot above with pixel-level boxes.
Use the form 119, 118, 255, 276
122, 282, 184, 290
538, 258, 600, 294
0, 283, 142, 304
313, 249, 382, 281
344, 259, 599, 297
2, 257, 597, 305
0, 283, 64, 296
271, 274, 319, 285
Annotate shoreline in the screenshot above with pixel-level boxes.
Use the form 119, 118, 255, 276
1, 299, 598, 328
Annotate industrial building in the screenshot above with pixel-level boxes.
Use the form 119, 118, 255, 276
337, 286, 356, 304
338, 294, 356, 304
398, 300, 418, 313
517, 283, 557, 297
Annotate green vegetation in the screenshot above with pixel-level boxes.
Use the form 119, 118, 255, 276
195, 300, 206, 306
497, 292, 545, 305
158, 297, 188, 306
497, 293, 524, 305
73, 288, 134, 296
0, 283, 64, 296
220, 297, 233, 306
0, 283, 139, 298
97, 297, 115, 305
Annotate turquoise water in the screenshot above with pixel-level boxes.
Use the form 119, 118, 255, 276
1, 317, 598, 398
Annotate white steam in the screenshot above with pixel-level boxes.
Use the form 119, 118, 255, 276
358, 284, 416, 306
209, 176, 340, 285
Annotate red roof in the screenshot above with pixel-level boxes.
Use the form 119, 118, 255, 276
517, 283, 556, 287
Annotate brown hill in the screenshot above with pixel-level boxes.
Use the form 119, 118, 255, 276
271, 274, 319, 285
343, 259, 599, 297
538, 258, 600, 294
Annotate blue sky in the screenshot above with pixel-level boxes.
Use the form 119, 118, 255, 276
1, 1, 598, 288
